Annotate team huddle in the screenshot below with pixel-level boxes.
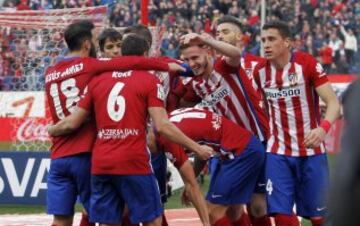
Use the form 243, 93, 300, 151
45, 16, 341, 226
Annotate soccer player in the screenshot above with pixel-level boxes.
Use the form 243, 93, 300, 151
48, 34, 214, 226
179, 32, 269, 225
45, 20, 185, 226
122, 24, 192, 226
98, 28, 122, 58
123, 24, 193, 112
155, 107, 265, 226
147, 127, 210, 226
215, 15, 271, 226
252, 21, 341, 226
216, 15, 264, 89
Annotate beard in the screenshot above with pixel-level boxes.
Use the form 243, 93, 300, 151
89, 43, 97, 58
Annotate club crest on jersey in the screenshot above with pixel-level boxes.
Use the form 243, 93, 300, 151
211, 114, 222, 130
288, 72, 299, 87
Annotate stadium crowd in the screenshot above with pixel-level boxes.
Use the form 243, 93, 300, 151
0, 0, 359, 91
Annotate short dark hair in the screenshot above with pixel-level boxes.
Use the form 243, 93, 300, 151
217, 15, 243, 32
121, 34, 149, 56
98, 28, 122, 52
123, 24, 152, 47
262, 21, 293, 39
64, 20, 94, 51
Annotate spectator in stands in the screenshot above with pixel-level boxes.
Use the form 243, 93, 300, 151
319, 42, 333, 73
339, 25, 358, 65
328, 32, 343, 62
161, 42, 179, 59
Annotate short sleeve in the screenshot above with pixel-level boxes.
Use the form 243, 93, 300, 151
162, 139, 188, 169
147, 76, 166, 108
78, 80, 94, 111
308, 56, 329, 88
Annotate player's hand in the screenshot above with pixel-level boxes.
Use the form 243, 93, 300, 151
180, 33, 206, 45
168, 62, 186, 73
180, 33, 214, 45
181, 188, 192, 206
304, 127, 327, 148
47, 125, 55, 136
196, 145, 215, 161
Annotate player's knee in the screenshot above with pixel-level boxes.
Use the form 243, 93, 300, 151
208, 204, 228, 223
250, 204, 267, 217
53, 215, 73, 226
250, 194, 267, 217
226, 205, 244, 221
250, 201, 267, 217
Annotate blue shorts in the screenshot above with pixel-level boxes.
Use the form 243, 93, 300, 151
209, 140, 267, 195
151, 152, 168, 203
206, 136, 265, 205
47, 153, 91, 215
90, 174, 163, 224
265, 153, 329, 218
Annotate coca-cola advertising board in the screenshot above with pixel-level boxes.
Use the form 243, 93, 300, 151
0, 91, 51, 143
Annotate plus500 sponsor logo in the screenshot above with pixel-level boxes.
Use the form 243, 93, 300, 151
265, 88, 301, 99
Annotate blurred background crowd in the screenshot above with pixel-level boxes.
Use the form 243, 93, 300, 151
0, 0, 359, 90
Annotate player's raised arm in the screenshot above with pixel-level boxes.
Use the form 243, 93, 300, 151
148, 106, 214, 160
180, 33, 241, 67
47, 107, 89, 136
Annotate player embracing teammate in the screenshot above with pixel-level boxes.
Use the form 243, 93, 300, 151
46, 17, 340, 226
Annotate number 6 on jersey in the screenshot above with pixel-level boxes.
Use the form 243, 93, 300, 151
107, 82, 126, 122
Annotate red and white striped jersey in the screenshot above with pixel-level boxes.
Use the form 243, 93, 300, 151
240, 53, 265, 90
253, 51, 329, 157
183, 58, 269, 142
